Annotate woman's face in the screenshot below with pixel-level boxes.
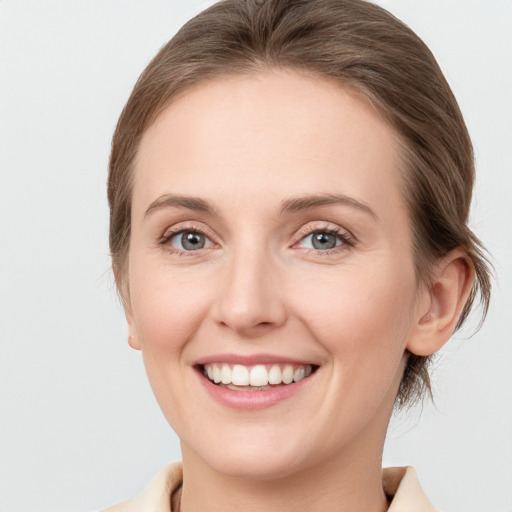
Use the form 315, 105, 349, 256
125, 71, 426, 479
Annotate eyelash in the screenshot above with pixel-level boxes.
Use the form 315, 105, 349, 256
159, 223, 355, 256
159, 224, 215, 257
294, 225, 355, 255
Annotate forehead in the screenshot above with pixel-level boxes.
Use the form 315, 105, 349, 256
133, 70, 406, 222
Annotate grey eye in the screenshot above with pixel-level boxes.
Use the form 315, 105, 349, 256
311, 232, 338, 250
299, 231, 343, 251
171, 231, 209, 251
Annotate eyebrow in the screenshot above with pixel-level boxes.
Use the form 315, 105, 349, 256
280, 193, 377, 219
144, 192, 376, 219
145, 194, 216, 217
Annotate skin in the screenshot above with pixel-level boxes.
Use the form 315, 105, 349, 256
123, 70, 473, 512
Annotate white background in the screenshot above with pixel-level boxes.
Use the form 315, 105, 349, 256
0, 1, 511, 511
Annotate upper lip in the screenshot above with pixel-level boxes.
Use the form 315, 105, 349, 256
194, 353, 317, 366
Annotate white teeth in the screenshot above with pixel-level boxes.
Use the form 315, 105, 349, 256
268, 364, 282, 385
293, 366, 306, 382
221, 364, 232, 384
232, 364, 249, 386
282, 365, 294, 384
249, 365, 269, 386
203, 363, 314, 388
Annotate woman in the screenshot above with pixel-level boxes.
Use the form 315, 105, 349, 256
102, 0, 491, 510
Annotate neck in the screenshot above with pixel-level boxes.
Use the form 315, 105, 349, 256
178, 440, 389, 512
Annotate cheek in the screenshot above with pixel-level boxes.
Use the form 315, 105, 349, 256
291, 259, 417, 364
292, 261, 417, 427
127, 266, 215, 427
129, 264, 212, 354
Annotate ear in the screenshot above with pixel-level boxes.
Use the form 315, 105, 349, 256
124, 299, 142, 351
406, 248, 474, 356
112, 259, 141, 351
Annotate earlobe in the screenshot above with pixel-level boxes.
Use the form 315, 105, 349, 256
125, 305, 141, 351
407, 249, 474, 357
127, 332, 141, 350
122, 297, 142, 351
112, 259, 141, 351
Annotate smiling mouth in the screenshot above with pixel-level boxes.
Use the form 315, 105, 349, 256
200, 363, 317, 391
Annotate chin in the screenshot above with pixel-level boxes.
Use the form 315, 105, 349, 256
180, 425, 328, 482
203, 451, 312, 481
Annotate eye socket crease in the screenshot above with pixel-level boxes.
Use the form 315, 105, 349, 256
146, 192, 372, 258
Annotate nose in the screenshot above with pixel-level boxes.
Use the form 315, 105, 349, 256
211, 247, 288, 338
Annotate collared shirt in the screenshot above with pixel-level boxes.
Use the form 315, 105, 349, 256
101, 463, 437, 512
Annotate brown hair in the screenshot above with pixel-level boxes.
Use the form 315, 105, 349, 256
108, 0, 491, 406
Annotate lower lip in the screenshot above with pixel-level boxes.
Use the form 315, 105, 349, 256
197, 371, 314, 411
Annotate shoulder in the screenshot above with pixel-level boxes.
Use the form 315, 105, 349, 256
100, 463, 183, 512
384, 466, 438, 512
